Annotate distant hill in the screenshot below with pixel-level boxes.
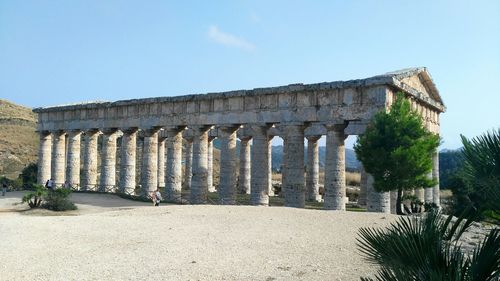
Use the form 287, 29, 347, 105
0, 99, 38, 179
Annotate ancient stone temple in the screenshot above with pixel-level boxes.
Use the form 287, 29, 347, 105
33, 67, 445, 212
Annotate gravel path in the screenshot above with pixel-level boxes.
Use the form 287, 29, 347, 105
0, 192, 396, 281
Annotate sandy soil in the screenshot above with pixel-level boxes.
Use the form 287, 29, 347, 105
0, 191, 397, 281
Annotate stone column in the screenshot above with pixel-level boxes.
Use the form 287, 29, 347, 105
119, 128, 137, 195
424, 172, 433, 204
283, 124, 305, 208
432, 152, 440, 207
306, 136, 321, 202
390, 190, 398, 214
250, 125, 270, 206
141, 128, 160, 197
37, 131, 52, 185
99, 129, 118, 192
218, 126, 239, 204
51, 130, 66, 187
281, 136, 288, 197
207, 136, 216, 192
415, 188, 425, 203
183, 137, 193, 190
82, 129, 99, 191
165, 128, 184, 202
366, 173, 390, 213
238, 136, 251, 194
190, 126, 210, 204
324, 125, 346, 210
66, 130, 81, 189
358, 167, 367, 206
268, 140, 274, 196
157, 136, 166, 188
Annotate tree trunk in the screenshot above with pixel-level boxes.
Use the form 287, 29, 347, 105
396, 188, 404, 215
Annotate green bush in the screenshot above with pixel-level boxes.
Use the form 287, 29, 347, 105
43, 188, 77, 211
22, 184, 47, 208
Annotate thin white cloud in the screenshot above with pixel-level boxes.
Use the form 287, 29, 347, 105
207, 25, 256, 51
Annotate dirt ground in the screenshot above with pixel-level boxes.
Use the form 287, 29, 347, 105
0, 191, 396, 281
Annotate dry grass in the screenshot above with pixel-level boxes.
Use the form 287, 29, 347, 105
0, 100, 38, 179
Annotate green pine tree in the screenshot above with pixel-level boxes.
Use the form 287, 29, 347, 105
354, 92, 440, 214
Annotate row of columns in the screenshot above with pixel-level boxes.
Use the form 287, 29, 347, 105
37, 122, 438, 211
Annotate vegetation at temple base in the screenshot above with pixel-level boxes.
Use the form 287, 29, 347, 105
449, 129, 500, 223
22, 184, 47, 208
357, 209, 500, 281
354, 92, 440, 215
43, 188, 77, 211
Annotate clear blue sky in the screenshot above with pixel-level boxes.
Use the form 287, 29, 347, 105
1, 0, 499, 149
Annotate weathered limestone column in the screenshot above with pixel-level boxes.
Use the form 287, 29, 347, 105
268, 140, 274, 196
51, 130, 66, 187
424, 172, 434, 204
238, 136, 251, 194
99, 129, 118, 192
183, 137, 193, 190
366, 173, 391, 213
306, 136, 321, 202
250, 125, 270, 206
141, 128, 160, 197
157, 136, 166, 188
82, 129, 99, 191
283, 124, 305, 208
218, 126, 239, 204
190, 126, 210, 204
207, 136, 215, 192
119, 128, 137, 195
37, 131, 52, 185
390, 190, 398, 214
66, 130, 81, 189
415, 188, 425, 203
165, 128, 184, 202
281, 136, 288, 197
432, 152, 440, 207
324, 125, 346, 210
358, 167, 367, 206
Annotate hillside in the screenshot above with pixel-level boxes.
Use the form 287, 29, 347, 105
0, 99, 38, 179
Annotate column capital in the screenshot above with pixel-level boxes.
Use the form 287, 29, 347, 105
120, 127, 138, 134
100, 128, 118, 135
51, 129, 66, 136
239, 136, 252, 142
189, 125, 212, 133
141, 127, 161, 136
217, 125, 239, 137
306, 135, 321, 142
84, 128, 100, 135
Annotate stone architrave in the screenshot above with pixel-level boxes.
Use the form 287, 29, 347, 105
120, 128, 138, 195
324, 124, 346, 210
190, 126, 210, 204
37, 131, 52, 185
141, 128, 160, 197
165, 128, 184, 202
82, 129, 99, 191
66, 130, 82, 189
51, 130, 66, 187
238, 136, 251, 194
158, 136, 166, 188
250, 125, 271, 206
99, 129, 118, 192
306, 135, 321, 202
283, 124, 306, 208
207, 136, 216, 192
218, 126, 239, 204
